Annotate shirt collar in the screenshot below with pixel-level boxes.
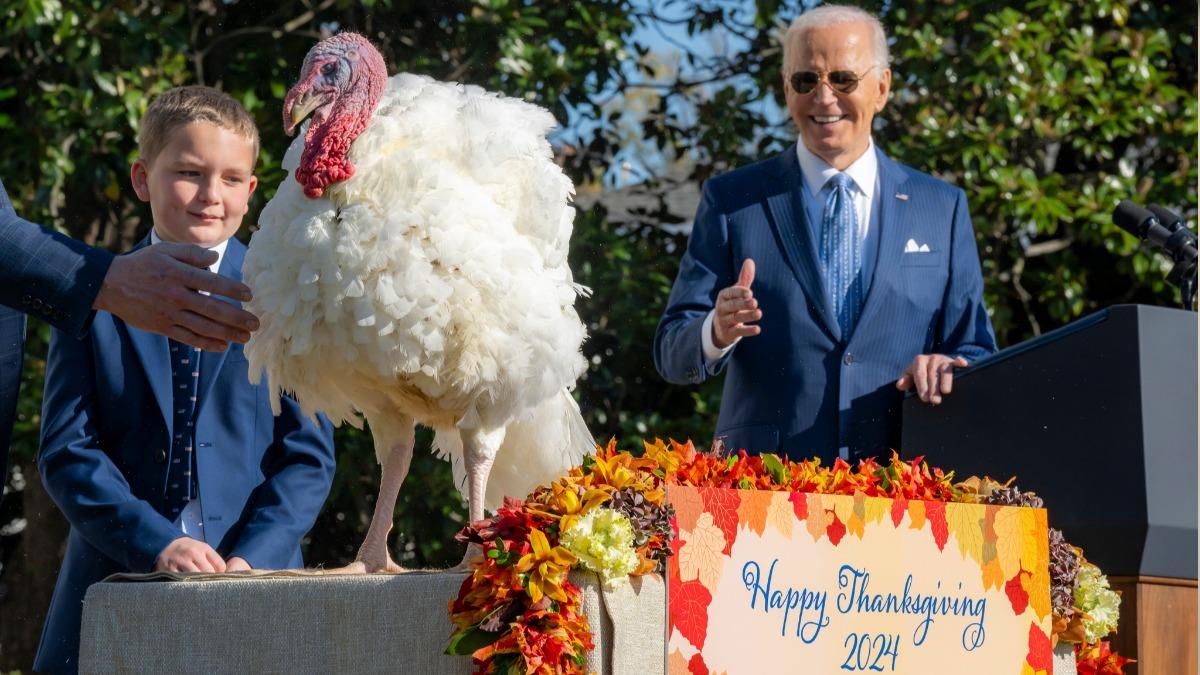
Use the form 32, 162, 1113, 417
795, 137, 878, 200
149, 228, 229, 275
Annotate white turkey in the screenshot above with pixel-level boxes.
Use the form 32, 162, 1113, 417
244, 32, 593, 572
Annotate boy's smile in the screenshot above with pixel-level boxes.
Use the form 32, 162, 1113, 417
131, 121, 258, 247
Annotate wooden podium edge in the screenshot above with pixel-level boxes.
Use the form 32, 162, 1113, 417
1106, 575, 1197, 675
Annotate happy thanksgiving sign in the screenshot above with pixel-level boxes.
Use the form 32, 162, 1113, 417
666, 487, 1054, 674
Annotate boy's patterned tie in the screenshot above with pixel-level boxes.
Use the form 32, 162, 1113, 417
820, 172, 864, 338
164, 340, 200, 517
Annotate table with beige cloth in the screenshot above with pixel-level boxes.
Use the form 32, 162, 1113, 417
79, 569, 665, 675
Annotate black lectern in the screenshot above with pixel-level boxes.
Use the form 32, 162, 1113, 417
902, 304, 1197, 673
903, 303, 1196, 577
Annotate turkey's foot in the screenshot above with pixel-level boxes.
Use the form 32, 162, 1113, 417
325, 434, 415, 574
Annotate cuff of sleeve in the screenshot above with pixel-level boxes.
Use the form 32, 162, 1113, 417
129, 525, 187, 573
701, 309, 738, 364
61, 246, 114, 338
227, 537, 280, 571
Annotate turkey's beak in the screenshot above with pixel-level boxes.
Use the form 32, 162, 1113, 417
284, 91, 322, 137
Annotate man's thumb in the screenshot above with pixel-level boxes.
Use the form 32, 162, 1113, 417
737, 258, 756, 288
155, 242, 218, 269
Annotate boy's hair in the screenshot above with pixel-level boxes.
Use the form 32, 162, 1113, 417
137, 85, 259, 166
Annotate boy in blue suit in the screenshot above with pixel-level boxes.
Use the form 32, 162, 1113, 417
35, 86, 336, 674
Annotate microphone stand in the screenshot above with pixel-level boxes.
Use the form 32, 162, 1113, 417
1166, 255, 1197, 310
1156, 211, 1198, 311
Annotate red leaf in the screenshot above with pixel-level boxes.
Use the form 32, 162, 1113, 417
1076, 640, 1135, 675
688, 653, 709, 675
670, 578, 713, 651
826, 510, 847, 546
1025, 623, 1053, 672
789, 491, 807, 521
668, 539, 682, 583
1005, 571, 1030, 615
700, 487, 741, 555
890, 497, 907, 527
925, 500, 949, 551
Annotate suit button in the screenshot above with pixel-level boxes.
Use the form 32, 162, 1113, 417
157, 449, 167, 462
686, 367, 699, 380
21, 294, 31, 306
843, 352, 854, 365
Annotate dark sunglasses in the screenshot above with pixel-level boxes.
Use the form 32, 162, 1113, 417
789, 66, 876, 95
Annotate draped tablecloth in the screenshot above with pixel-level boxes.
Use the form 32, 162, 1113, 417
79, 569, 665, 675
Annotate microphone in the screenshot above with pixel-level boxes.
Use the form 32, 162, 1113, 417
1113, 200, 1197, 264
1148, 204, 1198, 242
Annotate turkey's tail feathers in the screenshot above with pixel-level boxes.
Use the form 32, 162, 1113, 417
433, 389, 595, 512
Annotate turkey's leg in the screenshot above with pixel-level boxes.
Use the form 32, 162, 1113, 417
338, 430, 415, 574
452, 425, 506, 570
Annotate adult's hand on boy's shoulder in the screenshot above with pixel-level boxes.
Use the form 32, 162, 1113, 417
94, 242, 261, 352
155, 536, 227, 574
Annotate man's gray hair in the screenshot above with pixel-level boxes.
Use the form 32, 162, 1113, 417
783, 5, 890, 72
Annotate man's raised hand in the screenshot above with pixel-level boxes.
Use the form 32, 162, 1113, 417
94, 242, 260, 352
712, 259, 762, 349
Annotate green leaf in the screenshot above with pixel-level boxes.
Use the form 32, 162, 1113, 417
445, 625, 505, 656
762, 453, 788, 484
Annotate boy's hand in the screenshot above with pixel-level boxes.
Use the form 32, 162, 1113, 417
94, 242, 261, 352
155, 537, 227, 573
225, 556, 252, 573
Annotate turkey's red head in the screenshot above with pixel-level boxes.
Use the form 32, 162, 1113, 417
283, 32, 387, 198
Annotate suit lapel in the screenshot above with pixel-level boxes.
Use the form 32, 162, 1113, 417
194, 239, 245, 417
122, 237, 174, 435
765, 149, 841, 341
854, 149, 911, 334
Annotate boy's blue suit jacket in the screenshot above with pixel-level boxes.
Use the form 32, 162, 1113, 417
654, 147, 997, 461
34, 237, 336, 674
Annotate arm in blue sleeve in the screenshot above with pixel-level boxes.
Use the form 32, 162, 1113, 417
226, 395, 336, 569
0, 179, 112, 337
935, 188, 999, 362
38, 327, 182, 572
653, 180, 737, 384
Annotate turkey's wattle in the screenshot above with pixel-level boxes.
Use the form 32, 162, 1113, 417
282, 32, 388, 199
244, 32, 594, 573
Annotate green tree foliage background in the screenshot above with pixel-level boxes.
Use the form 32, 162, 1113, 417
0, 0, 1194, 667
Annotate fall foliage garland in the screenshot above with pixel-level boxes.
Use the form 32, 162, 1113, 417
446, 439, 1130, 675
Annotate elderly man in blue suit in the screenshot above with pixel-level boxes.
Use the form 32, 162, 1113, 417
0, 178, 262, 490
654, 5, 997, 462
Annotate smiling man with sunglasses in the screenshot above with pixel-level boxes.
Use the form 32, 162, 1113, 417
654, 5, 997, 462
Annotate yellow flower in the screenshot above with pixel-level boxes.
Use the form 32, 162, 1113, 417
590, 451, 643, 492
515, 528, 577, 604
528, 481, 611, 534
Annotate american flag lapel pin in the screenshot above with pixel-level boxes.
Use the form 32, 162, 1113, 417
895, 192, 909, 201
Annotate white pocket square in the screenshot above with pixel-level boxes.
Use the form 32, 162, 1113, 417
904, 239, 931, 253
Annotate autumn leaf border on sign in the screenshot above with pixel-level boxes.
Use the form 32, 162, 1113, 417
669, 577, 713, 652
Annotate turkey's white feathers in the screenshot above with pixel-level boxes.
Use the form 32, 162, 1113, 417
245, 74, 592, 507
